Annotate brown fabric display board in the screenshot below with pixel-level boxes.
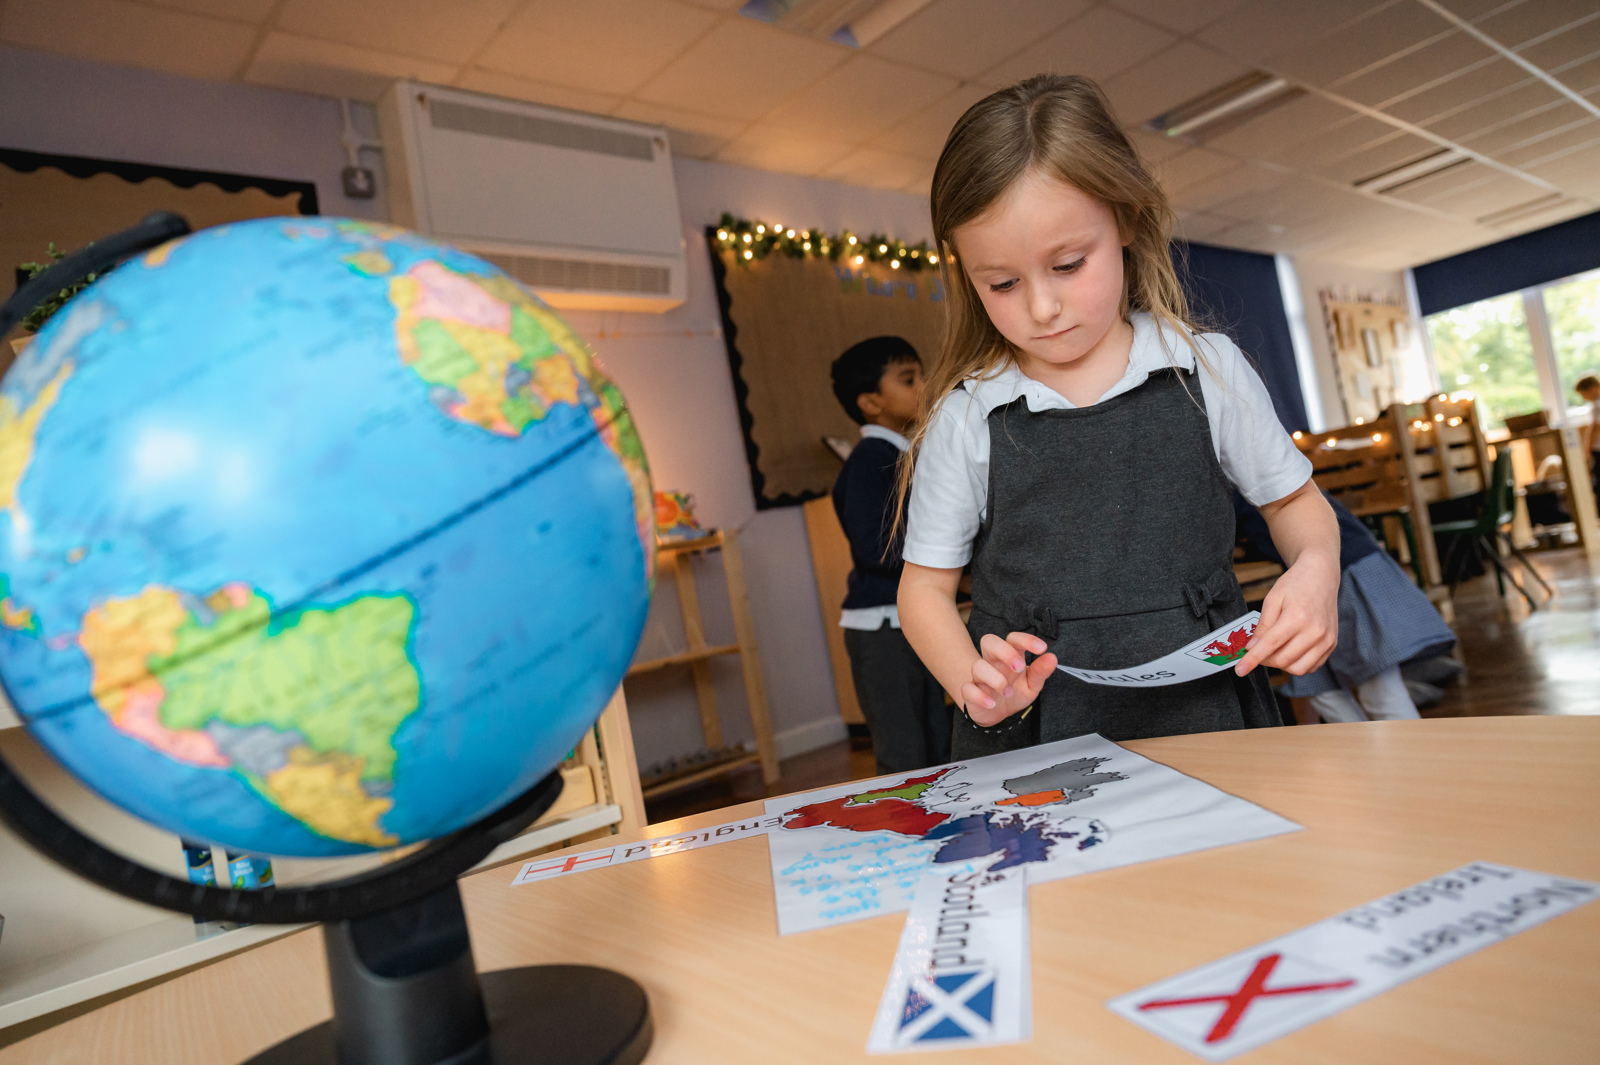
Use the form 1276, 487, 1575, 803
2, 149, 318, 359
708, 230, 945, 507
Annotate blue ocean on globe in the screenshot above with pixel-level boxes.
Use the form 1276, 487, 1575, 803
0, 217, 654, 856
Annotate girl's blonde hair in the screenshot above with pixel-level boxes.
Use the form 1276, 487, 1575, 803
894, 74, 1207, 535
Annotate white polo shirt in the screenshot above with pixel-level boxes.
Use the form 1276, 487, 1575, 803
903, 313, 1312, 570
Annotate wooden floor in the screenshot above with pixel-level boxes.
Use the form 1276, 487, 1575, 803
645, 546, 1600, 825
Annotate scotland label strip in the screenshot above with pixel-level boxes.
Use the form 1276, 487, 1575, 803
1106, 862, 1600, 1061
867, 864, 1030, 1054
1056, 612, 1259, 687
510, 815, 781, 886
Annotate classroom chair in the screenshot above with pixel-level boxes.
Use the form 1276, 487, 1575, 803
1434, 449, 1552, 608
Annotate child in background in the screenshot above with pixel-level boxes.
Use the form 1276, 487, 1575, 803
1578, 374, 1600, 504
896, 75, 1340, 757
1235, 490, 1456, 723
831, 337, 951, 773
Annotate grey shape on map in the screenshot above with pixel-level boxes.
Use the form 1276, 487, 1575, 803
1001, 757, 1128, 804
204, 721, 305, 777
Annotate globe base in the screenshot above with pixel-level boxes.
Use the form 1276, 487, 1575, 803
240, 881, 651, 1065
243, 966, 652, 1065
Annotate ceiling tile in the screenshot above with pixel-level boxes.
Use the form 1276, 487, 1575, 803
1173, 211, 1241, 242
1552, 51, 1600, 95
1153, 148, 1236, 194
1422, 79, 1565, 141
1202, 93, 1356, 157
1105, 0, 1246, 35
819, 147, 933, 191
677, 0, 746, 7
1168, 162, 1287, 213
1332, 34, 1498, 108
244, 31, 459, 100
1460, 101, 1592, 154
1253, 112, 1394, 167
612, 100, 747, 139
1427, 178, 1563, 221
633, 18, 847, 121
0, 0, 257, 81
982, 6, 1177, 87
144, 0, 277, 20
1271, 3, 1457, 88
712, 124, 853, 175
874, 83, 994, 158
1100, 41, 1251, 126
1195, 0, 1390, 66
1315, 131, 1444, 185
660, 127, 730, 159
1209, 175, 1345, 225
762, 53, 957, 142
276, 0, 520, 65
867, 0, 1087, 80
1476, 3, 1600, 51
1526, 146, 1600, 198
1517, 21, 1600, 70
1381, 59, 1533, 126
476, 0, 718, 97
1498, 117, 1600, 168
452, 68, 622, 115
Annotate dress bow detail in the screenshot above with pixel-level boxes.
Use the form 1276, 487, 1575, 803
1182, 568, 1239, 620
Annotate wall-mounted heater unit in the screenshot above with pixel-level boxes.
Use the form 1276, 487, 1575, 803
378, 81, 687, 312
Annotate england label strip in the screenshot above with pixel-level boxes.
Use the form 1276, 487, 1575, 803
1106, 862, 1600, 1062
867, 863, 1030, 1054
1056, 612, 1260, 687
510, 814, 781, 886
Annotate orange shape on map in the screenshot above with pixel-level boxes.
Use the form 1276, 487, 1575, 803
995, 789, 1068, 807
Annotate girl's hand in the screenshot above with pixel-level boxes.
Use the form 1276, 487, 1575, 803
962, 632, 1058, 726
1233, 550, 1339, 677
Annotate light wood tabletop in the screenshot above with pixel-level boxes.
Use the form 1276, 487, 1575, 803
3, 716, 1597, 1064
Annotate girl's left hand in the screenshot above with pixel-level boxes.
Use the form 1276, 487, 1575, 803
1233, 551, 1339, 677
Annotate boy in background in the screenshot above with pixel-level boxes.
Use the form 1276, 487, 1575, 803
830, 337, 950, 773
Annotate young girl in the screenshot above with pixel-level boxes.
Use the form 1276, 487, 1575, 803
896, 75, 1341, 757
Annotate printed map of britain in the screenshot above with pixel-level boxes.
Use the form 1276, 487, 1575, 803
780, 757, 1127, 873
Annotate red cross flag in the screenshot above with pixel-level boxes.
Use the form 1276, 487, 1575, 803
1107, 862, 1599, 1061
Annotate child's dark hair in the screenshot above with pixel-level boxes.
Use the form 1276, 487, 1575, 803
1577, 373, 1600, 393
830, 336, 921, 425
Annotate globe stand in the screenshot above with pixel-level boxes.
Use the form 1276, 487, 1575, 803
244, 881, 651, 1065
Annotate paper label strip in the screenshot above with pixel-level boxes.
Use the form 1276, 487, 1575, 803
867, 863, 1030, 1054
1106, 862, 1600, 1061
510, 814, 781, 886
1056, 612, 1260, 687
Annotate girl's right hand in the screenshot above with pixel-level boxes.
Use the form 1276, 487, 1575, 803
962, 632, 1058, 727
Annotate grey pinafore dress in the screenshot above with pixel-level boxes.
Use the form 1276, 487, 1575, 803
954, 366, 1280, 758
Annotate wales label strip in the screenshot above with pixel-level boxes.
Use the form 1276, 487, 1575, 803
510, 815, 781, 886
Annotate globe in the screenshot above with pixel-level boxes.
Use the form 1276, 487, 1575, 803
0, 217, 654, 859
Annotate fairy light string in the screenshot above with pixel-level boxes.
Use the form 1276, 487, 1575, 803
712, 213, 939, 272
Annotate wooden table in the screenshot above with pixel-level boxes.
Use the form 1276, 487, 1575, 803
4, 717, 1597, 1064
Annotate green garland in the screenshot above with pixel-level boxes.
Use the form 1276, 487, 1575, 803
712, 213, 940, 273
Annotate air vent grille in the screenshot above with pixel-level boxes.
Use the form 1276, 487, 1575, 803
484, 252, 672, 296
428, 99, 654, 162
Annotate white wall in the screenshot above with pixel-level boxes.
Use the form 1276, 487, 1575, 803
563, 158, 934, 769
0, 45, 934, 771
1287, 256, 1422, 429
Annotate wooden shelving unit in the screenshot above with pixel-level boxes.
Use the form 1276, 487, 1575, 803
627, 529, 778, 796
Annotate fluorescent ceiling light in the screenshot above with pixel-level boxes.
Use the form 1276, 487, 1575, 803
739, 0, 932, 46
1146, 72, 1302, 141
1352, 148, 1472, 193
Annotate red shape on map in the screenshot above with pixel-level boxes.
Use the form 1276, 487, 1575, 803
1137, 953, 1356, 1044
784, 796, 950, 836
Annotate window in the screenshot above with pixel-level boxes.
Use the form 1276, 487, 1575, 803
1542, 268, 1600, 421
1424, 294, 1540, 429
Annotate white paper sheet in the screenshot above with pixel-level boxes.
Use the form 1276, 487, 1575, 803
1055, 612, 1260, 687
510, 813, 780, 886
867, 863, 1030, 1054
1106, 862, 1600, 1061
764, 733, 1300, 935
